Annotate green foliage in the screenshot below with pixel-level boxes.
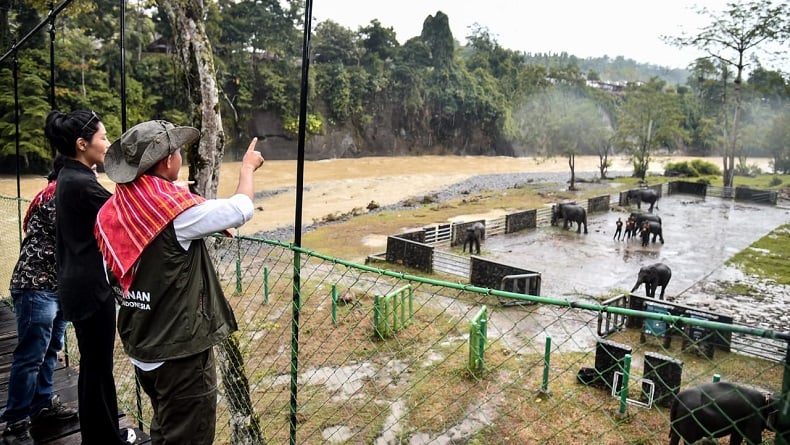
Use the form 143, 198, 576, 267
283, 113, 324, 139
1, 0, 788, 175
664, 159, 722, 177
613, 78, 688, 179
734, 162, 763, 177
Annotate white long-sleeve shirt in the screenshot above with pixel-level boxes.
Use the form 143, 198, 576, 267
132, 193, 255, 371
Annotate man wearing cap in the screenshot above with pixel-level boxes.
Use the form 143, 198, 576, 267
94, 120, 264, 444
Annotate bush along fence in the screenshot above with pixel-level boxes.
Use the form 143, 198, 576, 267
1, 182, 788, 445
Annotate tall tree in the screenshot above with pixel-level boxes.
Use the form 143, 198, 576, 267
613, 78, 687, 180
156, 0, 224, 198
513, 86, 611, 189
155, 0, 262, 443
667, 0, 790, 187
764, 110, 790, 173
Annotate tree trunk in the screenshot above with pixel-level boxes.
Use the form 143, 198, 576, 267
157, 0, 224, 199
724, 68, 744, 189
568, 153, 576, 190
598, 149, 609, 179
218, 334, 265, 445
156, 1, 263, 444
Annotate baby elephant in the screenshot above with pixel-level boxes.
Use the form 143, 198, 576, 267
669, 382, 778, 445
631, 262, 672, 299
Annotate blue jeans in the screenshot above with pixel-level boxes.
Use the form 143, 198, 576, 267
1, 289, 67, 424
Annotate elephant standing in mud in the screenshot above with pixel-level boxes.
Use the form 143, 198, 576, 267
627, 188, 660, 212
551, 203, 588, 234
631, 262, 671, 299
630, 212, 662, 238
639, 221, 664, 245
463, 222, 485, 254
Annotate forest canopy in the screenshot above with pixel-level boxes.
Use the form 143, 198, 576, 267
1, 0, 788, 176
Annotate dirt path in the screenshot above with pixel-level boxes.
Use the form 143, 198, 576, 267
1, 155, 773, 235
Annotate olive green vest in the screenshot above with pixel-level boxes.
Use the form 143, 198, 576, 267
117, 224, 237, 361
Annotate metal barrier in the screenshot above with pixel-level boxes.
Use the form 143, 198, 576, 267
432, 250, 470, 278
597, 294, 628, 336
373, 284, 414, 339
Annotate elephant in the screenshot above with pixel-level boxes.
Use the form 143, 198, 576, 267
640, 221, 664, 244
631, 262, 671, 299
551, 203, 588, 234
630, 212, 662, 238
627, 188, 660, 212
669, 382, 778, 445
463, 222, 485, 254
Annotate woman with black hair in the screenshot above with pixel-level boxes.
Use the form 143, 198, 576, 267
47, 110, 135, 444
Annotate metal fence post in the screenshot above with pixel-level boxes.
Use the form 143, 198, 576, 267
776, 342, 790, 445
331, 283, 337, 326
618, 354, 632, 415
541, 335, 552, 393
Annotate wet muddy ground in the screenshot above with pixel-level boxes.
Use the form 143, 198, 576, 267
483, 195, 790, 333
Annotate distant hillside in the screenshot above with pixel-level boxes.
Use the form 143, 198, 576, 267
522, 52, 690, 85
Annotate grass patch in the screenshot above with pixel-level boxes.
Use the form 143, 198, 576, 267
726, 224, 790, 285
710, 174, 790, 189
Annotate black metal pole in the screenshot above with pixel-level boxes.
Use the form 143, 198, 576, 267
289, 0, 313, 442
0, 0, 76, 65
119, 0, 127, 131
48, 1, 56, 113
13, 48, 22, 245
776, 341, 790, 445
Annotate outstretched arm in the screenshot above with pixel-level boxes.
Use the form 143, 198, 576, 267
235, 137, 264, 199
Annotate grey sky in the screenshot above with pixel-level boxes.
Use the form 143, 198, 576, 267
312, 0, 787, 72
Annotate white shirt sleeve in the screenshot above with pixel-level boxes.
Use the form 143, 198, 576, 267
173, 194, 255, 250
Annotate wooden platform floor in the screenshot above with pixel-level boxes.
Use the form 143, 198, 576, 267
1, 303, 149, 444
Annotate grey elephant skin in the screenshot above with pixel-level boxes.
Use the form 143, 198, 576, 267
640, 220, 664, 245
627, 188, 659, 212
631, 262, 671, 299
463, 222, 485, 254
630, 212, 662, 238
551, 203, 588, 234
669, 382, 779, 445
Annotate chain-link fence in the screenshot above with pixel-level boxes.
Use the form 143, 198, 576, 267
2, 192, 789, 444
0, 196, 27, 290
125, 234, 790, 443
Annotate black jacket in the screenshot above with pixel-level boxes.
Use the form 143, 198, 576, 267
55, 159, 113, 321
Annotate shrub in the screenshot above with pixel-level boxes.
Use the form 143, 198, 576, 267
665, 160, 721, 177
769, 176, 783, 187
690, 159, 721, 175
734, 162, 762, 177
664, 161, 698, 177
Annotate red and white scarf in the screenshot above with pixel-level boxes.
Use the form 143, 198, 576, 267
95, 175, 206, 294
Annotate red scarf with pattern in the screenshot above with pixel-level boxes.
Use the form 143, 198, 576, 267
95, 175, 206, 294
24, 181, 56, 232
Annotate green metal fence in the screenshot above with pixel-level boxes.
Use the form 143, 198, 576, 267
2, 195, 789, 444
